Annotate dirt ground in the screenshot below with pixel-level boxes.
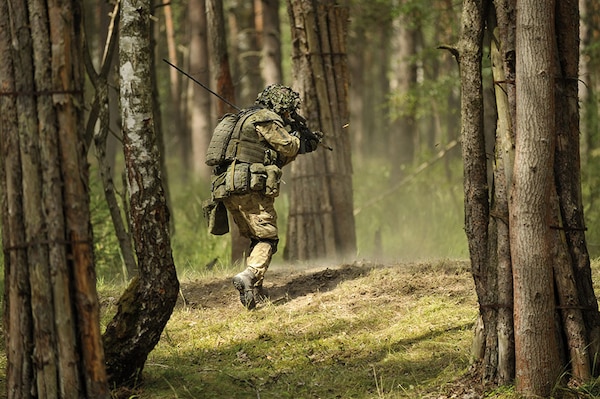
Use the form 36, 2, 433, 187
177, 261, 369, 311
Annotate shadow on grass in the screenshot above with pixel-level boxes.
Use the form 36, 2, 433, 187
178, 262, 372, 310
267, 263, 369, 304
142, 320, 474, 399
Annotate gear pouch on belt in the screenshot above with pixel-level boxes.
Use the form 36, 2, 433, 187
226, 162, 251, 194
202, 199, 229, 235
250, 163, 267, 191
265, 165, 282, 197
211, 171, 228, 200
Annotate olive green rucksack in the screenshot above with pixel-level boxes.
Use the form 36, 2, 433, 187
205, 112, 241, 167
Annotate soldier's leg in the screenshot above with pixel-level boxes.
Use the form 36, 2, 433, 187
225, 193, 278, 309
241, 194, 278, 283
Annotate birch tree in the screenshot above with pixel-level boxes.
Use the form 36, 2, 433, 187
102, 0, 179, 386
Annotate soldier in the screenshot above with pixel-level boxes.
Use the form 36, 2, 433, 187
207, 84, 322, 309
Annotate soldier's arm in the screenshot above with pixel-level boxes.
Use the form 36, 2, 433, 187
255, 120, 300, 164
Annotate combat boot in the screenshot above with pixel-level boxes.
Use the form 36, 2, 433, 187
232, 269, 257, 310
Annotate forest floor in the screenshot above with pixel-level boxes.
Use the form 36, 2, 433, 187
106, 258, 499, 399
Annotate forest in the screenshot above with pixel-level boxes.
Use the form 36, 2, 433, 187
2, 0, 600, 398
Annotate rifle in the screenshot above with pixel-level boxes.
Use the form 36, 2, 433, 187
288, 112, 333, 151
163, 58, 332, 151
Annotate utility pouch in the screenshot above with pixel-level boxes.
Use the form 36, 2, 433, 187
202, 199, 229, 235
265, 165, 282, 197
225, 162, 251, 194
250, 163, 267, 191
211, 171, 228, 200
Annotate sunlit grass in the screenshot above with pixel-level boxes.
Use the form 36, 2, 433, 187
103, 260, 479, 398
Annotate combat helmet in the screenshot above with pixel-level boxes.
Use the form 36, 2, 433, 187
255, 84, 301, 114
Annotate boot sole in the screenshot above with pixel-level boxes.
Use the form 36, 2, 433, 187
232, 276, 256, 310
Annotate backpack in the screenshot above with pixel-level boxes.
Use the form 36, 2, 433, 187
205, 112, 240, 166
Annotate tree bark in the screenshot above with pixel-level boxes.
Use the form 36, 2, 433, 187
188, 0, 212, 178
452, 0, 496, 384
103, 0, 179, 386
206, 0, 250, 265
489, 10, 515, 383
285, 0, 356, 261
454, 0, 600, 393
229, 0, 263, 106
389, 6, 418, 176
511, 1, 560, 395
0, 1, 34, 395
258, 0, 282, 85
85, 1, 138, 279
554, 0, 600, 376
1, 0, 109, 397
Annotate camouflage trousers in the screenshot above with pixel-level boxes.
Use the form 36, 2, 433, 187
222, 192, 279, 285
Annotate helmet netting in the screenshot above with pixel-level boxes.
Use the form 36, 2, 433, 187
255, 84, 301, 114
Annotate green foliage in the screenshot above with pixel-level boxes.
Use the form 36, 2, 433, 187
89, 173, 128, 281
582, 90, 600, 258
169, 178, 232, 277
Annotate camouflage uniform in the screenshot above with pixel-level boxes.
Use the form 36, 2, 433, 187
222, 111, 299, 285
208, 85, 319, 309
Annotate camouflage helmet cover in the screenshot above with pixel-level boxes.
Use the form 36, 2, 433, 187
255, 84, 301, 114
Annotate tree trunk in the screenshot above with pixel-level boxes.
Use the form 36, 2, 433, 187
489, 6, 515, 383
161, 0, 189, 176
1, 0, 109, 397
460, 0, 600, 394
348, 23, 366, 165
452, 0, 500, 387
229, 0, 263, 106
389, 6, 418, 176
511, 3, 561, 395
188, 0, 212, 179
0, 2, 35, 395
85, 1, 138, 279
258, 0, 282, 85
554, 0, 600, 377
102, 0, 179, 386
206, 0, 250, 265
285, 0, 356, 261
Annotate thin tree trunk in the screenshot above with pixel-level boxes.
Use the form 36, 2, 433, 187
207, 0, 250, 264
229, 0, 263, 106
188, 0, 212, 179
489, 16, 515, 384
103, 0, 179, 386
389, 7, 417, 176
451, 0, 495, 383
85, 1, 138, 279
258, 0, 282, 85
162, 0, 190, 177
0, 1, 34, 395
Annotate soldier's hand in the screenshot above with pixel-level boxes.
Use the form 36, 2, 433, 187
303, 136, 319, 153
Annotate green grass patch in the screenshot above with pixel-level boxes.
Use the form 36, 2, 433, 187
101, 259, 479, 398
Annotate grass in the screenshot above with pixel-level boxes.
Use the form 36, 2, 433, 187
100, 259, 480, 398
95, 258, 600, 399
